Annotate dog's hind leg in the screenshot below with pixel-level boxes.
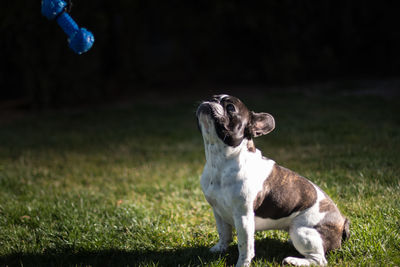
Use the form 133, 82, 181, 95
283, 226, 327, 266
210, 209, 233, 253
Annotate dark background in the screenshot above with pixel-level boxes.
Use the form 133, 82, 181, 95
1, 1, 400, 108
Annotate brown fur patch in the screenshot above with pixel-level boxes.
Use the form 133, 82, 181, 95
253, 164, 317, 219
319, 198, 333, 213
247, 140, 256, 152
314, 221, 344, 253
315, 198, 349, 252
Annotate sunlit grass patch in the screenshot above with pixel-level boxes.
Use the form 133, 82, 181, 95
0, 91, 399, 266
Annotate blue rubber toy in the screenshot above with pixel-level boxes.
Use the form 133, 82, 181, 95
41, 0, 94, 54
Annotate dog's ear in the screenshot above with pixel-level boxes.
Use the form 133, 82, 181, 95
249, 112, 275, 137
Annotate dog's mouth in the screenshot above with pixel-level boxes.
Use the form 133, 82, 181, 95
197, 102, 226, 134
197, 101, 226, 119
197, 102, 214, 133
196, 102, 212, 118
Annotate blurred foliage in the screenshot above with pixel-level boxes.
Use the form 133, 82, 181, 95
1, 1, 400, 107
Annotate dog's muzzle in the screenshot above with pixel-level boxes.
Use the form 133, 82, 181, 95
196, 102, 213, 118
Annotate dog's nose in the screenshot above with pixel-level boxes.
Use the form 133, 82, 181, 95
210, 96, 220, 103
211, 94, 229, 103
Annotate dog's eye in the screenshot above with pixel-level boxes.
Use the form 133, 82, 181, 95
226, 104, 236, 113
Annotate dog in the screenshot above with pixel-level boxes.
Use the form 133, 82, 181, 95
196, 94, 350, 266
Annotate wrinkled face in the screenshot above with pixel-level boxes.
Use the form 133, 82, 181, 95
196, 94, 275, 147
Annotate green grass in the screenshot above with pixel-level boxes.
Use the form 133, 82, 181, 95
0, 90, 399, 266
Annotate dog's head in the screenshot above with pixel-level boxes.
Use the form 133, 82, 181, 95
196, 94, 275, 147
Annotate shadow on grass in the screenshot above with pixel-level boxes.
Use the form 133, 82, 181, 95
0, 238, 299, 266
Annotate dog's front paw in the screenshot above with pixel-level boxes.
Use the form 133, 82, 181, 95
235, 258, 252, 267
210, 241, 228, 253
283, 256, 327, 266
283, 257, 309, 266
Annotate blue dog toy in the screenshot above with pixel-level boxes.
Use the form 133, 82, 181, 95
41, 0, 94, 54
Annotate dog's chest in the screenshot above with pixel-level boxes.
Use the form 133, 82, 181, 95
201, 149, 275, 225
201, 167, 235, 224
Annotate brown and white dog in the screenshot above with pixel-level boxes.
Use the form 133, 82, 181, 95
196, 94, 350, 266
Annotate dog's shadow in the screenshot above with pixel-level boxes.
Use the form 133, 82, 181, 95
0, 238, 299, 267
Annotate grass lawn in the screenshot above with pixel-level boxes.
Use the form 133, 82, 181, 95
0, 88, 399, 266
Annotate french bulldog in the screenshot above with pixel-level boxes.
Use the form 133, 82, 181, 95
196, 94, 349, 266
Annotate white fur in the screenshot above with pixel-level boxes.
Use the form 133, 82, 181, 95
283, 185, 328, 266
198, 107, 331, 267
254, 211, 299, 231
